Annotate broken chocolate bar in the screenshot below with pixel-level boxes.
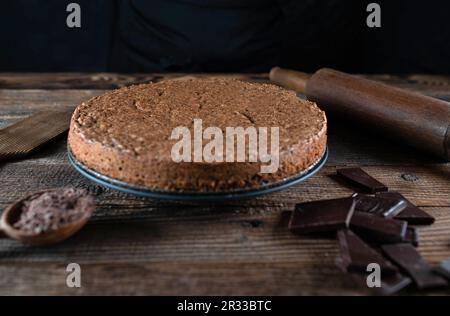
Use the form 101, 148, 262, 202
347, 271, 412, 296
352, 193, 407, 218
337, 168, 388, 193
376, 192, 435, 225
350, 212, 408, 243
434, 258, 450, 281
337, 230, 398, 274
376, 273, 413, 296
381, 243, 448, 289
289, 198, 356, 234
404, 227, 419, 247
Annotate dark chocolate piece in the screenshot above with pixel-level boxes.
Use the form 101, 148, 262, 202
404, 227, 419, 247
347, 272, 412, 296
289, 198, 356, 234
376, 273, 413, 296
337, 168, 388, 193
434, 258, 450, 281
337, 230, 398, 274
350, 212, 408, 243
381, 243, 448, 289
376, 192, 435, 225
352, 193, 407, 218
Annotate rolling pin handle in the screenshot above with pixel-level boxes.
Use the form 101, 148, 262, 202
269, 67, 311, 94
270, 67, 450, 161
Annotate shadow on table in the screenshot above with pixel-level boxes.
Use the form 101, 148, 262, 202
327, 119, 446, 166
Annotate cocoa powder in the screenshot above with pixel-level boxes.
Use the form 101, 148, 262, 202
13, 188, 95, 234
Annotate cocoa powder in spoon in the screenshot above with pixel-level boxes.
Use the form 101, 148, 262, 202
13, 188, 95, 234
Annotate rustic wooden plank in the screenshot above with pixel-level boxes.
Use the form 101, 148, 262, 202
1, 203, 449, 296
0, 262, 375, 296
2, 261, 449, 296
0, 73, 449, 101
0, 202, 448, 263
0, 73, 161, 90
0, 73, 448, 89
0, 73, 270, 90
0, 86, 448, 117
1, 203, 450, 296
0, 89, 106, 114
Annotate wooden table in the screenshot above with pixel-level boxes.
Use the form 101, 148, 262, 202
0, 73, 449, 295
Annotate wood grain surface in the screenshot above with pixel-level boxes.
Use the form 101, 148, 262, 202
0, 73, 449, 295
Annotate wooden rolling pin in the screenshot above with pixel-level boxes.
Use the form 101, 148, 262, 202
270, 67, 450, 161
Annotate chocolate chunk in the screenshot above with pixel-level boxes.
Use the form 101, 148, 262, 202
376, 192, 435, 225
404, 227, 419, 247
381, 243, 448, 289
337, 230, 398, 274
376, 273, 413, 296
337, 168, 388, 193
350, 212, 408, 243
434, 258, 450, 281
347, 272, 412, 296
352, 193, 407, 218
289, 198, 356, 234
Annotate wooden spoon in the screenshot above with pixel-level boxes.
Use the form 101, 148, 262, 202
0, 189, 94, 246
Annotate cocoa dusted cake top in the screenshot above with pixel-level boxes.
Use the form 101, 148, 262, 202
72, 78, 325, 157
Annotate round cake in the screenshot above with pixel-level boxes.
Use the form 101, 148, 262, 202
68, 78, 327, 192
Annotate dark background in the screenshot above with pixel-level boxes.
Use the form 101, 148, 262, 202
0, 0, 449, 73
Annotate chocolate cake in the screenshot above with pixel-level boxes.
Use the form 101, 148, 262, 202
68, 78, 327, 192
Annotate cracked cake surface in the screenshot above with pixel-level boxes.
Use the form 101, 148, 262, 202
68, 78, 327, 192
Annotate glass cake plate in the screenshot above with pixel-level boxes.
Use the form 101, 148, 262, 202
68, 147, 328, 201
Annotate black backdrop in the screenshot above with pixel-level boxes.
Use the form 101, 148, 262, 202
0, 0, 449, 73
